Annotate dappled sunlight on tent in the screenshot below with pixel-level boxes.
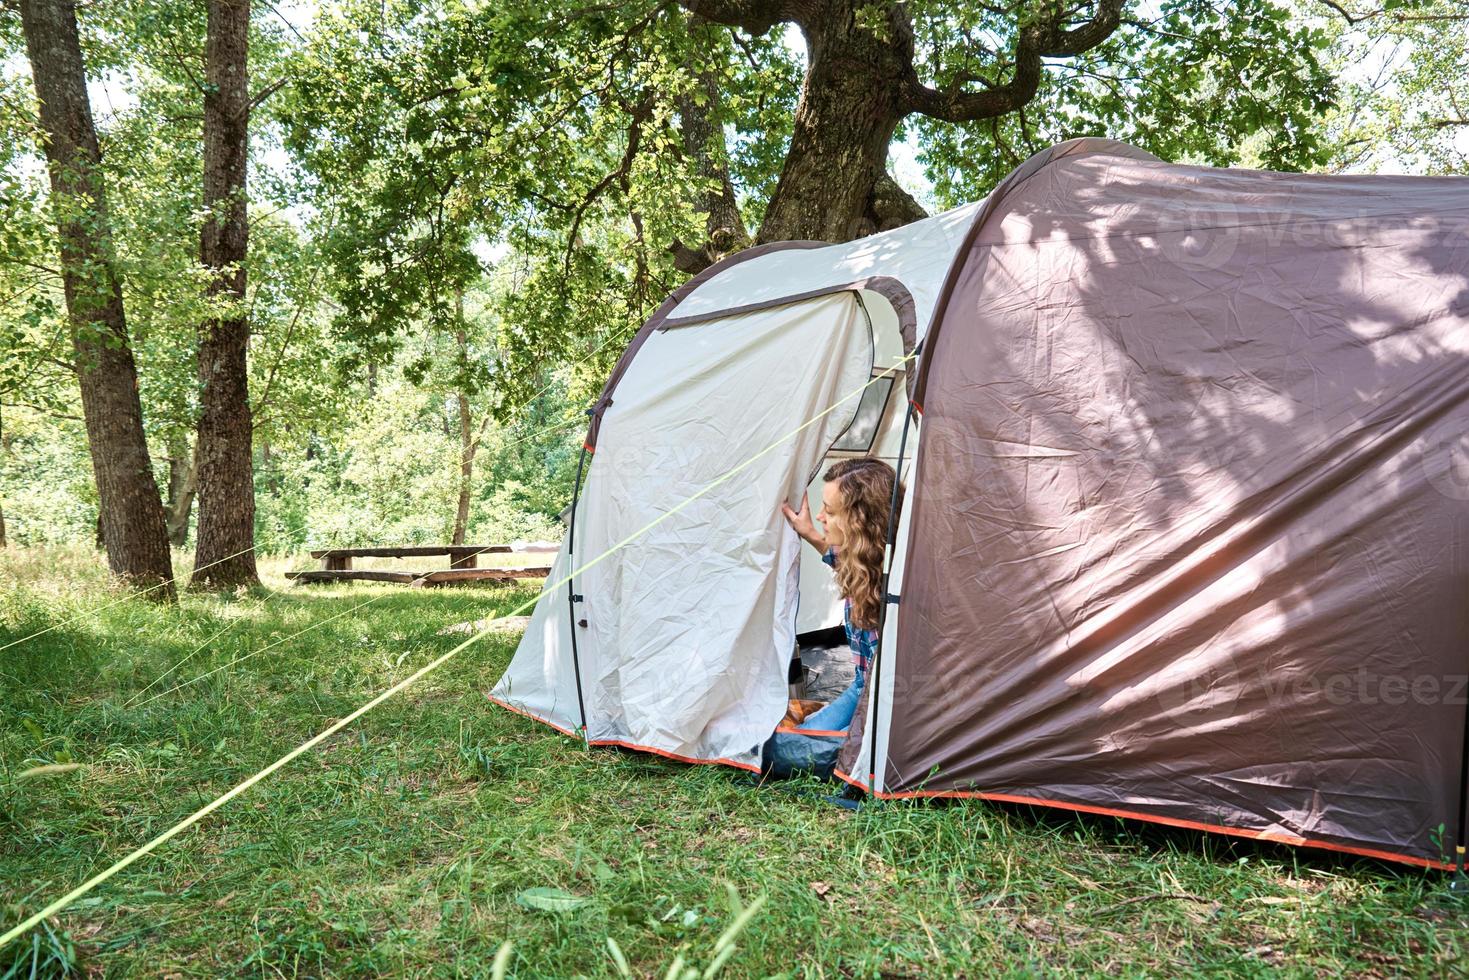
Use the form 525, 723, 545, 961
491, 137, 1469, 869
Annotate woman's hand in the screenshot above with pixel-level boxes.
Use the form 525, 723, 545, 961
781, 496, 827, 553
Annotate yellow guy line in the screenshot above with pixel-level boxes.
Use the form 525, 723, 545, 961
129, 408, 597, 709
124, 578, 394, 710
124, 589, 365, 709
0, 543, 262, 654
131, 592, 398, 708
0, 352, 915, 951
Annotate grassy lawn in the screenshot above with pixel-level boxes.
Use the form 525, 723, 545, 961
2, 546, 1466, 977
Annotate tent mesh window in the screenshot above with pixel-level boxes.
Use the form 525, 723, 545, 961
831, 375, 894, 453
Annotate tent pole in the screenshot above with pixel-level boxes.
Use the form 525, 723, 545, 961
865, 393, 919, 794
566, 427, 593, 742
1455, 526, 1469, 880
1456, 669, 1469, 877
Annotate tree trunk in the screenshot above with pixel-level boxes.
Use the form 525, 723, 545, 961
19, 0, 176, 600
669, 16, 752, 275
755, 14, 917, 244
165, 436, 198, 548
679, 0, 1125, 247
192, 0, 259, 590
0, 405, 7, 549
451, 294, 474, 547
452, 388, 473, 547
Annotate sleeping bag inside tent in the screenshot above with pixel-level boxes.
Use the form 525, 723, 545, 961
491, 138, 1469, 869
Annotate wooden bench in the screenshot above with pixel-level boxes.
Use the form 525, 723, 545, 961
411, 566, 551, 587
309, 544, 513, 571
285, 543, 556, 588
285, 569, 419, 584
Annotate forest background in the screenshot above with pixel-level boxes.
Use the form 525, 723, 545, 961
1, 0, 1465, 593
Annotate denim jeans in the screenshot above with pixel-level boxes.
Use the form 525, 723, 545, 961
798, 668, 865, 732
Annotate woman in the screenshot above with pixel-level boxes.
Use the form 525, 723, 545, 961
780, 457, 902, 732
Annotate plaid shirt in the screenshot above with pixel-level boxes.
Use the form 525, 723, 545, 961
823, 548, 879, 673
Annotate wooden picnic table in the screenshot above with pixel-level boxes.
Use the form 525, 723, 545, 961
287, 542, 557, 587
309, 544, 513, 570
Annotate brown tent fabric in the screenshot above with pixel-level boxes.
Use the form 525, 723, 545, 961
871, 141, 1469, 866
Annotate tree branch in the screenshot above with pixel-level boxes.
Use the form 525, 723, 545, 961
1314, 0, 1375, 24
247, 77, 288, 114
1313, 0, 1469, 23
0, 400, 82, 421
674, 0, 793, 35
668, 15, 751, 274
252, 255, 323, 424
163, 32, 208, 95
256, 0, 310, 46
1122, 15, 1193, 42
901, 0, 1126, 122
563, 97, 653, 276
0, 256, 61, 277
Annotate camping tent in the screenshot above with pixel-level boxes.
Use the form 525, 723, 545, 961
491, 138, 1469, 868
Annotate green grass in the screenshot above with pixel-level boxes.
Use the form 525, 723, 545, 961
1, 545, 1466, 977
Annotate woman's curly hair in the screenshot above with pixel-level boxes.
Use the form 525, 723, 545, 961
824, 458, 904, 631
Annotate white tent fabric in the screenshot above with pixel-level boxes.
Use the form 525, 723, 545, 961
488, 537, 582, 737
492, 202, 982, 710
492, 196, 981, 769
667, 201, 981, 336
492, 292, 874, 764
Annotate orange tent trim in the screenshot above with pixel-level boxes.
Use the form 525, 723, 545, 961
832, 769, 1455, 871
486, 693, 760, 774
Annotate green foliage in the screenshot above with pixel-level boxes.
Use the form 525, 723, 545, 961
0, 0, 1461, 559
249, 329, 580, 555
1312, 0, 1469, 174
912, 0, 1337, 207
0, 410, 95, 546
0, 0, 348, 482
279, 1, 793, 408
720, 34, 804, 228
0, 74, 70, 421
0, 914, 78, 979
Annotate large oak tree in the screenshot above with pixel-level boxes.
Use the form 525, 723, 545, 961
681, 0, 1128, 245
287, 0, 1334, 413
